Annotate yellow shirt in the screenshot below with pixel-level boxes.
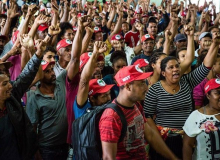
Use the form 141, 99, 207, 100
104, 39, 112, 56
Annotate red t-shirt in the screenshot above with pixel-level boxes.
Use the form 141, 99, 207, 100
99, 100, 147, 160
124, 31, 140, 48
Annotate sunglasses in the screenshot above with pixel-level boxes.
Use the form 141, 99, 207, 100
94, 17, 103, 20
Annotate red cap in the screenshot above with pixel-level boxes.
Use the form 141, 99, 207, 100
41, 60, 55, 71
80, 52, 104, 70
114, 65, 153, 86
94, 27, 102, 33
73, 26, 77, 32
141, 34, 154, 42
135, 8, 142, 14
12, 30, 19, 44
204, 78, 220, 94
133, 59, 149, 68
142, 14, 149, 18
38, 23, 49, 32
56, 39, 72, 51
77, 13, 84, 18
130, 18, 139, 26
89, 79, 114, 96
111, 34, 124, 41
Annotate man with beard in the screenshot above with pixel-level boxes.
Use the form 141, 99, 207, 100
131, 34, 155, 64
99, 65, 178, 160
26, 16, 91, 159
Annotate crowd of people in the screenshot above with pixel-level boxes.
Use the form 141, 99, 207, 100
0, 0, 220, 159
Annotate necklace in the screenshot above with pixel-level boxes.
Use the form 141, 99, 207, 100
165, 81, 179, 93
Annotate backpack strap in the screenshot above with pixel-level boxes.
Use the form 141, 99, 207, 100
106, 103, 127, 142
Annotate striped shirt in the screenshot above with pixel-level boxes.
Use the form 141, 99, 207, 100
144, 64, 210, 129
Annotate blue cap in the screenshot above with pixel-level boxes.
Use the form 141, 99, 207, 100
199, 32, 212, 41
174, 34, 187, 42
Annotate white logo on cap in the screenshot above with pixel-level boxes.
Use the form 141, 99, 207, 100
205, 85, 209, 91
88, 52, 92, 57
66, 39, 72, 44
94, 27, 99, 31
41, 60, 47, 65
215, 79, 220, 84
97, 79, 106, 86
145, 34, 150, 38
144, 59, 149, 64
115, 35, 121, 40
122, 75, 130, 82
57, 44, 61, 49
135, 65, 143, 73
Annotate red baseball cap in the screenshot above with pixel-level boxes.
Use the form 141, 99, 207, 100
130, 18, 139, 26
204, 78, 220, 94
41, 60, 55, 71
142, 14, 149, 18
111, 34, 124, 41
114, 65, 153, 86
38, 23, 49, 32
89, 79, 114, 96
56, 39, 72, 51
73, 26, 77, 32
141, 34, 154, 42
133, 59, 149, 68
12, 30, 19, 44
135, 8, 142, 14
80, 52, 104, 70
77, 13, 84, 18
94, 27, 102, 33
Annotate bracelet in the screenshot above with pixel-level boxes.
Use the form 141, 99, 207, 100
48, 33, 52, 38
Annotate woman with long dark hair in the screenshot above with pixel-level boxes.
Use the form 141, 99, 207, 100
144, 32, 220, 159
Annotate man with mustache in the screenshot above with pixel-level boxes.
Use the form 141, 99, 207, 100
26, 16, 91, 160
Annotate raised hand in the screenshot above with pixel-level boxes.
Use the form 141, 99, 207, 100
51, 0, 59, 13
9, 41, 21, 56
35, 14, 50, 25
48, 25, 61, 36
205, 11, 211, 23
35, 39, 47, 57
0, 19, 6, 28
165, 30, 173, 41
20, 34, 34, 49
7, 2, 19, 18
135, 22, 143, 31
27, 4, 39, 16
212, 32, 220, 45
78, 15, 92, 28
93, 41, 107, 54
170, 12, 179, 23
184, 24, 194, 36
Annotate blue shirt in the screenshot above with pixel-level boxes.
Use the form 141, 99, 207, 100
73, 98, 92, 119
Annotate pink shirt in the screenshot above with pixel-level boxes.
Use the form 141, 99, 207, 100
8, 55, 21, 81
193, 78, 208, 107
66, 72, 80, 144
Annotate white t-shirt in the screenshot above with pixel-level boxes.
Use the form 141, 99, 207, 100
183, 110, 220, 160
104, 44, 135, 67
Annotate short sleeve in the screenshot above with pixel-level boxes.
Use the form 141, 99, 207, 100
183, 110, 202, 137
26, 92, 39, 124
99, 108, 122, 143
73, 98, 91, 119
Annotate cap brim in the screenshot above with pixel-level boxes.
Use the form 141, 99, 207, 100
135, 72, 153, 81
42, 61, 55, 71
96, 84, 114, 94
175, 38, 186, 42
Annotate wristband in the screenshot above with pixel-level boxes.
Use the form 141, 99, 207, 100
48, 33, 52, 38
